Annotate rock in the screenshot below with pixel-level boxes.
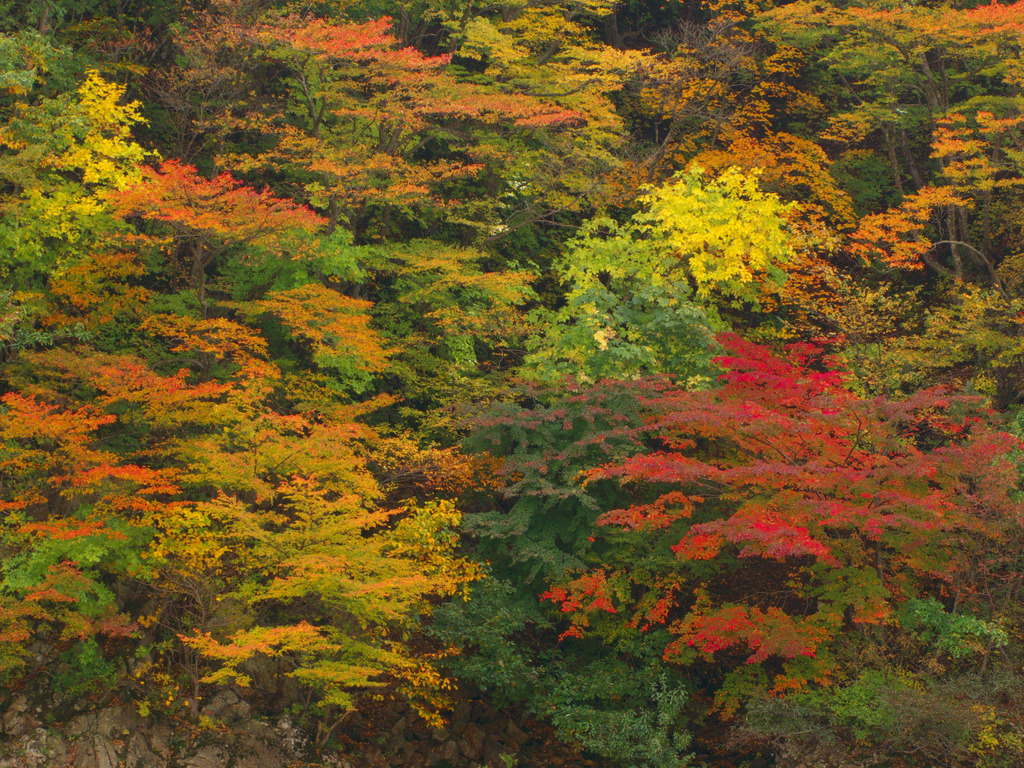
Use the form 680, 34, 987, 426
68, 706, 140, 740
182, 745, 228, 768
386, 733, 409, 754
389, 749, 419, 768
73, 734, 119, 768
0, 727, 69, 768
233, 731, 291, 768
390, 716, 408, 737
482, 738, 503, 766
67, 714, 95, 738
1, 696, 32, 737
146, 725, 173, 761
200, 689, 250, 724
463, 723, 486, 756
439, 740, 460, 763
1, 713, 39, 739
504, 719, 528, 747
450, 699, 472, 735
273, 715, 307, 755
43, 732, 71, 766
458, 739, 477, 759
98, 706, 139, 738
200, 688, 238, 714
125, 732, 166, 768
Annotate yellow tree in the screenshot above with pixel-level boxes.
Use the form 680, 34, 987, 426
526, 165, 795, 382
0, 70, 148, 286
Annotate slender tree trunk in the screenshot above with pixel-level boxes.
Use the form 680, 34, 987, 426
604, 7, 623, 48
946, 206, 964, 281
883, 125, 904, 196
900, 125, 925, 190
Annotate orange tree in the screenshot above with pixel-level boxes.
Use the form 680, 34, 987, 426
0, 314, 478, 719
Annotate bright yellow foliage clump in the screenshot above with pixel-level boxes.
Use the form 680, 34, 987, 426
59, 71, 148, 189
20, 72, 148, 242
0, 70, 150, 279
641, 165, 795, 302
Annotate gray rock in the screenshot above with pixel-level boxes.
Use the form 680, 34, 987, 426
390, 716, 408, 737
232, 731, 290, 768
146, 725, 172, 761
200, 690, 250, 724
1, 713, 39, 739
73, 735, 120, 768
182, 745, 228, 768
67, 714, 94, 738
125, 731, 166, 768
68, 706, 140, 740
272, 715, 307, 755
42, 732, 71, 766
482, 738, 502, 766
200, 689, 238, 716
386, 733, 409, 754
1, 696, 30, 736
0, 727, 68, 768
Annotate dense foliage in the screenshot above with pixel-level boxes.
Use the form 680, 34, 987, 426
4, 0, 1024, 766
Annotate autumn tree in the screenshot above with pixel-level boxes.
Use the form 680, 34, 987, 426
760, 0, 1024, 281
0, 307, 477, 718
541, 335, 1022, 729
0, 68, 147, 288
526, 164, 794, 383
435, 376, 694, 767
176, 8, 608, 244
109, 160, 328, 318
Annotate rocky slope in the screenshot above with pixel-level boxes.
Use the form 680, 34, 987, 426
0, 687, 596, 768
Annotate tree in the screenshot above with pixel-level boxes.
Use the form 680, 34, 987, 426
110, 160, 327, 318
438, 376, 695, 767
191, 10, 599, 242
0, 357, 179, 687
760, 0, 1024, 281
0, 316, 476, 716
525, 165, 793, 383
0, 69, 147, 287
449, 0, 648, 227
542, 334, 1023, 715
